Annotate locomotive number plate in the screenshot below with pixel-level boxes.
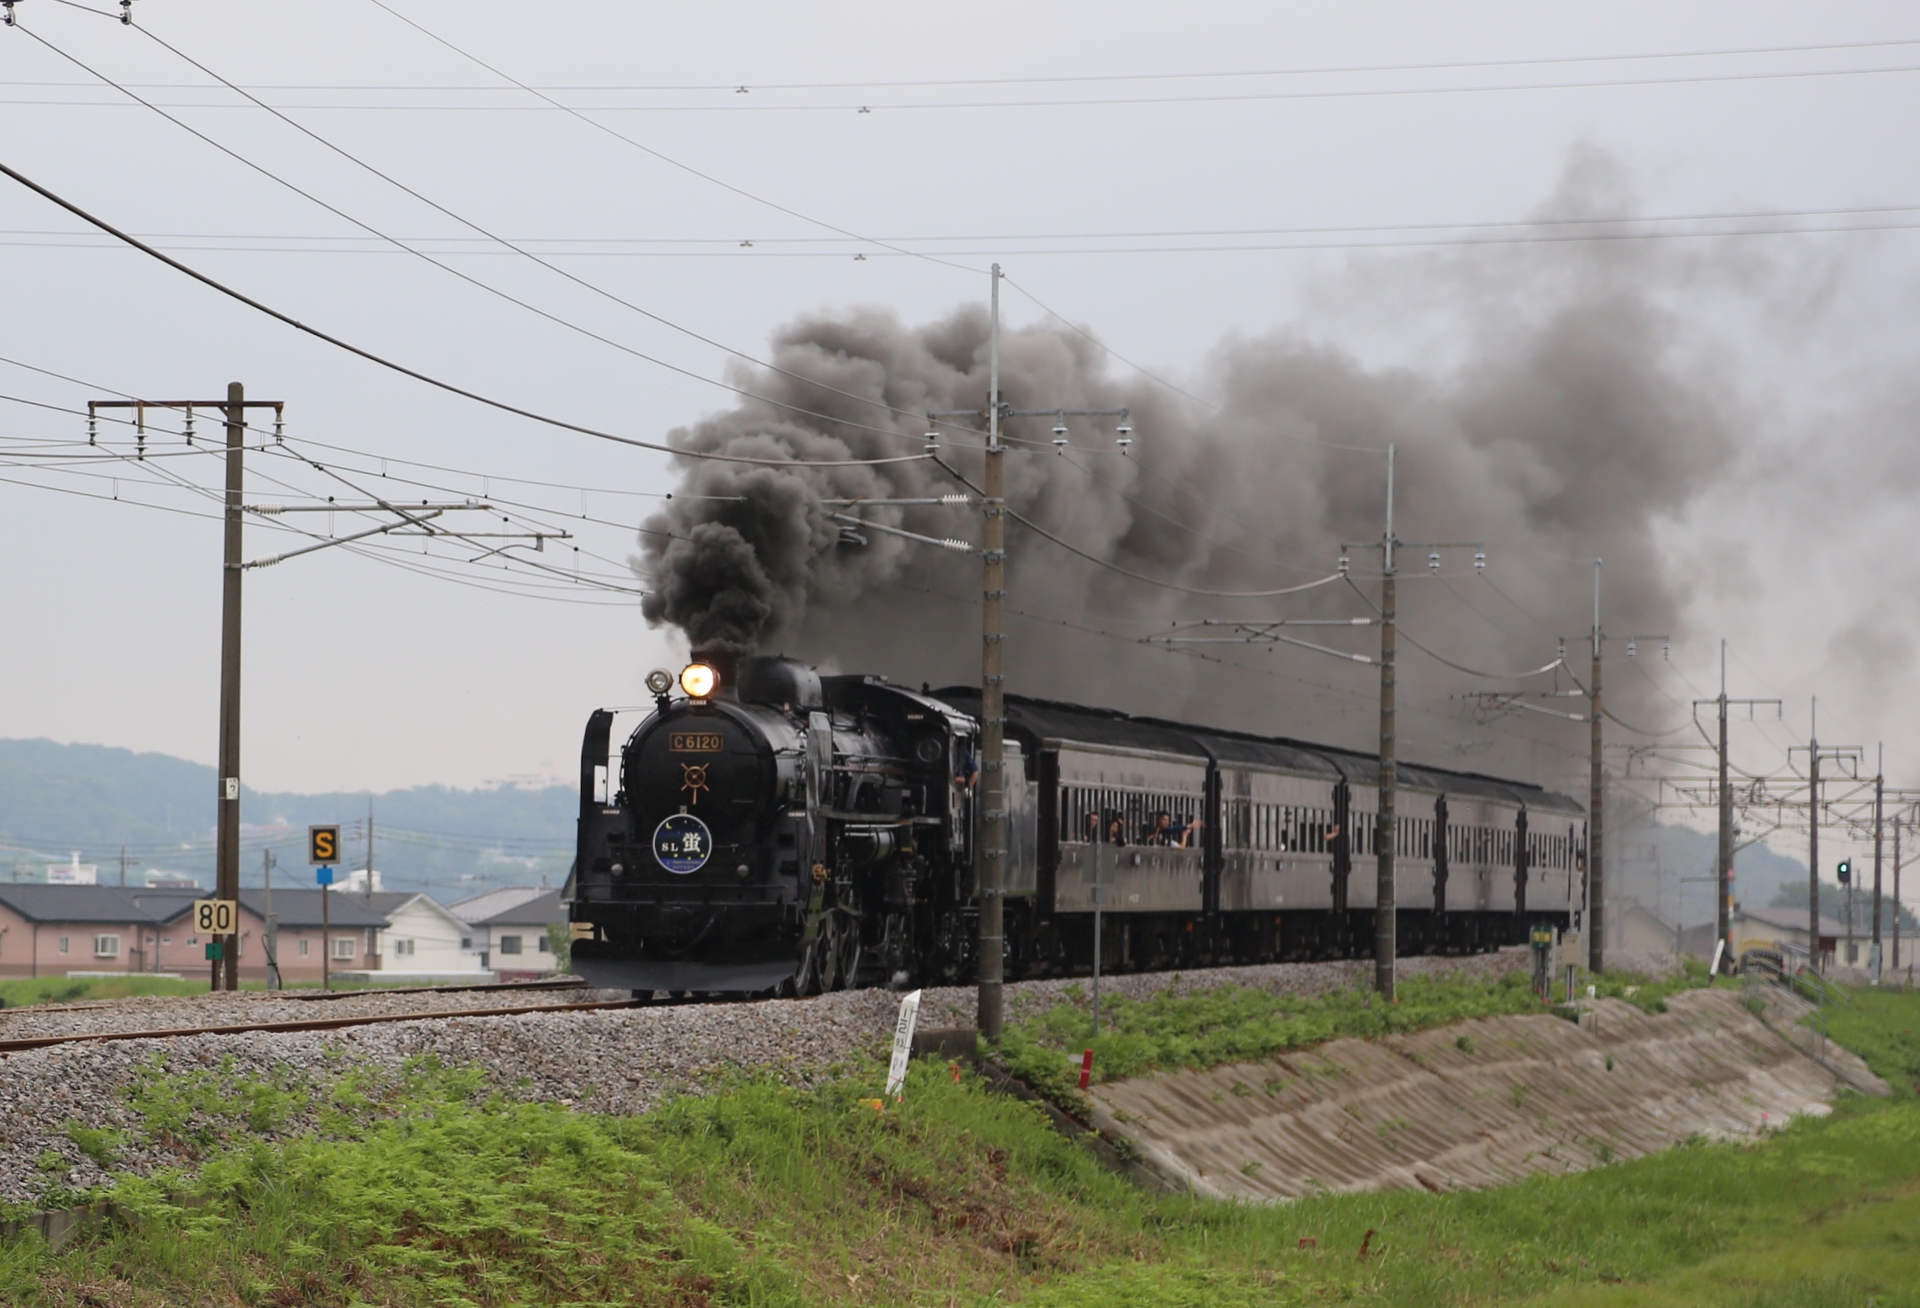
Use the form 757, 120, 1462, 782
653, 814, 714, 875
670, 732, 725, 752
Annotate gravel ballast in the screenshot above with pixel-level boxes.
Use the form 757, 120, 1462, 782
0, 950, 1557, 1206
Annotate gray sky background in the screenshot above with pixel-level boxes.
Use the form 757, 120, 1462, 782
2, 1, 1917, 876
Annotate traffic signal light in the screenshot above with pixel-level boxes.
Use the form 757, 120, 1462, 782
1837, 859, 1852, 886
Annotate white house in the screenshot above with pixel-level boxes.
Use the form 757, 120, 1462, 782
344, 890, 491, 981
450, 887, 564, 977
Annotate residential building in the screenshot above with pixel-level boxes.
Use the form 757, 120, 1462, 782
352, 891, 489, 981
0, 885, 250, 978
243, 889, 388, 984
450, 887, 564, 978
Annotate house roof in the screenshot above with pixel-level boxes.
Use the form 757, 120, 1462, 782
0, 885, 204, 925
1737, 904, 1848, 938
450, 887, 562, 926
358, 890, 469, 930
240, 888, 389, 929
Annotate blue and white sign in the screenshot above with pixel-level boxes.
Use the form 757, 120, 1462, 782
653, 814, 714, 875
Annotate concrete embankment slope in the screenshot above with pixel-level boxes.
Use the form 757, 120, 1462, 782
1087, 988, 1888, 1202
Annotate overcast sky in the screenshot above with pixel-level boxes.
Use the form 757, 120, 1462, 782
2, 1, 1917, 874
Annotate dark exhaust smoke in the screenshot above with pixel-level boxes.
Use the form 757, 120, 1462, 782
636, 154, 1767, 784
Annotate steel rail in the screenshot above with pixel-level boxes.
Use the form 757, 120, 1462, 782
0, 996, 643, 1055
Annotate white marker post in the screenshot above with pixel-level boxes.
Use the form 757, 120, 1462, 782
885, 989, 923, 1099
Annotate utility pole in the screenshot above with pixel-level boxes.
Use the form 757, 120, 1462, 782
91, 386, 282, 991
83, 390, 549, 991
979, 262, 1006, 1042
263, 847, 280, 991
1575, 561, 1669, 975
1809, 700, 1821, 974
1589, 561, 1606, 974
1784, 708, 1865, 975
1333, 463, 1480, 999
1895, 814, 1904, 977
1376, 446, 1398, 1001
1697, 644, 1780, 973
119, 845, 127, 888
364, 799, 375, 902
1873, 746, 1885, 978
1717, 643, 1730, 967
926, 264, 1128, 1041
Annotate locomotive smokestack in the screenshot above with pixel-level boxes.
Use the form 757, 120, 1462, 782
689, 646, 741, 699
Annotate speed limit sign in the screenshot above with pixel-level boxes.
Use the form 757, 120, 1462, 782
193, 899, 238, 935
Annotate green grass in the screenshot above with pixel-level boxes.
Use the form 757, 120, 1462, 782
0, 973, 514, 1010
0, 985, 1913, 1306
0, 976, 211, 1008
998, 967, 1709, 1105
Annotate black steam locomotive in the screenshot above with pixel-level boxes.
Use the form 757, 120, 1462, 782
565, 655, 1584, 994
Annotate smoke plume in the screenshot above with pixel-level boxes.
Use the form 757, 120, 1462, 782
638, 154, 1786, 787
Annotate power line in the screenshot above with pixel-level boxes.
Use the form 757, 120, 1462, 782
17, 31, 1920, 92
109, 17, 990, 439
18, 50, 1920, 110
7, 27, 963, 463
0, 157, 930, 469
12, 198, 1920, 251
360, 0, 979, 277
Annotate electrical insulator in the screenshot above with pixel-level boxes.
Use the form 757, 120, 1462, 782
274, 415, 285, 443
924, 428, 940, 454
1627, 641, 1637, 659
1115, 418, 1133, 454
1662, 640, 1671, 660
1474, 551, 1486, 572
1052, 417, 1069, 451
1428, 552, 1440, 573
87, 414, 97, 446
1338, 554, 1350, 575
184, 407, 195, 447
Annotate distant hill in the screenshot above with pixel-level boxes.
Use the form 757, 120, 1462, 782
1609, 812, 1811, 928
0, 738, 573, 901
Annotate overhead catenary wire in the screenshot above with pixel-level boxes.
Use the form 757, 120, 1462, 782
0, 156, 929, 469
932, 454, 1343, 597
1343, 576, 1564, 679
358, 0, 981, 277
92, 15, 994, 439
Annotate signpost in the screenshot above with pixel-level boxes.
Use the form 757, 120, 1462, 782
885, 989, 923, 1099
195, 898, 237, 983
311, 825, 339, 992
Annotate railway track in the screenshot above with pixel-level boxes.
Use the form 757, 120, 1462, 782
0, 995, 645, 1055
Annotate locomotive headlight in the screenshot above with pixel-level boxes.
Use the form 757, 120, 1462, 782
644, 668, 674, 696
679, 662, 718, 699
